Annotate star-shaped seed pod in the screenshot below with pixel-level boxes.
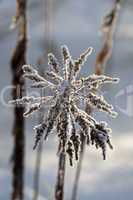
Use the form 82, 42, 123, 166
9, 45, 119, 165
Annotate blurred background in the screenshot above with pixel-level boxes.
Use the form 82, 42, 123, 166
0, 0, 133, 199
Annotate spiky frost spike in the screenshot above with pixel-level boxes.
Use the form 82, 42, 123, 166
71, 104, 96, 127
57, 107, 69, 156
48, 53, 60, 74
33, 123, 46, 149
9, 96, 34, 105
22, 65, 46, 83
90, 122, 113, 160
86, 92, 117, 117
24, 103, 41, 117
61, 45, 73, 80
61, 45, 71, 65
81, 74, 119, 89
67, 59, 75, 82
45, 71, 63, 83
22, 65, 37, 74
9, 96, 54, 113
69, 110, 80, 160
71, 134, 80, 161
74, 47, 93, 77
44, 99, 61, 141
30, 81, 56, 89
66, 141, 74, 166
9, 45, 119, 165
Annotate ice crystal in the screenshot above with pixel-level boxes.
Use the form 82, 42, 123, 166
9, 45, 119, 165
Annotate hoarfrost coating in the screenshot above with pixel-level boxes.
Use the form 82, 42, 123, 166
9, 45, 119, 165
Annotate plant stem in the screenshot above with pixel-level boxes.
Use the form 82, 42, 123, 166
33, 142, 43, 200
71, 1, 121, 199
11, 0, 27, 200
55, 151, 66, 200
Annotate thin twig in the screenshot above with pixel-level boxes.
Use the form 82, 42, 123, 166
71, 134, 86, 200
33, 1, 54, 199
71, 1, 121, 199
32, 76, 44, 200
42, 1, 67, 199
33, 142, 43, 200
11, 0, 27, 200
55, 151, 66, 200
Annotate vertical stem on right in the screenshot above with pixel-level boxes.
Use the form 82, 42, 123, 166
71, 1, 121, 199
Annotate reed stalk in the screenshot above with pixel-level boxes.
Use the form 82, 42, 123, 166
71, 1, 121, 199
10, 0, 27, 199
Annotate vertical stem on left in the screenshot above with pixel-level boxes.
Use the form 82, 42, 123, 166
10, 0, 27, 199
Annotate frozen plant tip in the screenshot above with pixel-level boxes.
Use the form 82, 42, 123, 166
9, 45, 119, 165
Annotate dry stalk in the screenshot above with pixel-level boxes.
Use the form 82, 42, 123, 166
71, 1, 121, 200
33, 141, 43, 200
33, 1, 55, 199
95, 0, 121, 74
10, 0, 27, 200
55, 151, 66, 200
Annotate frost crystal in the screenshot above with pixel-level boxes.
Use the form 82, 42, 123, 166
9, 45, 119, 165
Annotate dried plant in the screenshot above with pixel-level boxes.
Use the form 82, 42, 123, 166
95, 0, 121, 74
10, 0, 27, 200
71, 1, 121, 199
10, 45, 119, 167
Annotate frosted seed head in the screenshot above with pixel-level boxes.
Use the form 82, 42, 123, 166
9, 45, 119, 165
